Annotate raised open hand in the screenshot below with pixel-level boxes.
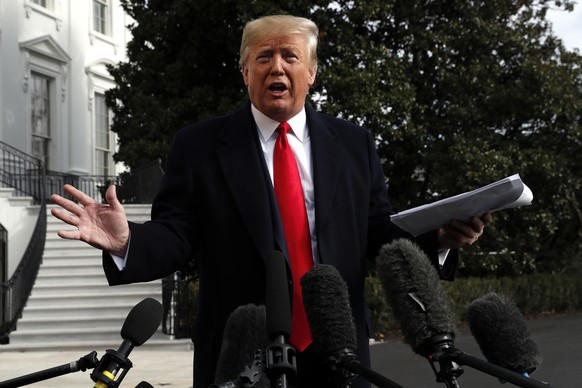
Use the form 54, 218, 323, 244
50, 184, 130, 257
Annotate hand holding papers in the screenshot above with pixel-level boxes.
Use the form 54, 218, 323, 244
390, 174, 533, 236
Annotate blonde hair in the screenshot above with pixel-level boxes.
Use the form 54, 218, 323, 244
239, 15, 319, 69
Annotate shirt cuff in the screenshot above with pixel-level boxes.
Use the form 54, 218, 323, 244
109, 235, 130, 271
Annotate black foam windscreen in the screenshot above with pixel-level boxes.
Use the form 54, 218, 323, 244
466, 292, 542, 374
377, 239, 458, 355
214, 304, 270, 386
135, 382, 154, 388
265, 251, 292, 340
120, 298, 163, 346
301, 264, 357, 357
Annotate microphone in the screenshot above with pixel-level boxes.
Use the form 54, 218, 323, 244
301, 264, 404, 388
264, 251, 297, 386
91, 298, 163, 388
466, 292, 543, 375
378, 239, 553, 388
377, 239, 458, 356
212, 252, 296, 388
377, 239, 463, 386
213, 304, 270, 388
265, 251, 292, 341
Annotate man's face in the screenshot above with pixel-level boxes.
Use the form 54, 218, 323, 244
242, 34, 316, 122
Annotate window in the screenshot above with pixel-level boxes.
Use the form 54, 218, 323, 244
30, 73, 51, 168
95, 93, 112, 176
31, 0, 48, 7
93, 0, 109, 35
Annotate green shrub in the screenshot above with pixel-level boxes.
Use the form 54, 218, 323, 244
366, 273, 582, 337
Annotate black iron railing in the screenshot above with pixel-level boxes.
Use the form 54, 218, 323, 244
46, 159, 164, 204
0, 141, 45, 203
162, 271, 197, 339
0, 141, 46, 343
0, 201, 46, 344
0, 139, 163, 343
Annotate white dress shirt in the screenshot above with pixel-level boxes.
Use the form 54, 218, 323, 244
251, 105, 319, 263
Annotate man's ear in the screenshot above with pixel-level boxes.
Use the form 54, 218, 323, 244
308, 65, 317, 86
242, 64, 250, 86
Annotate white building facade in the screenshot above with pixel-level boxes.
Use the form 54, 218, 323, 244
0, 0, 132, 280
0, 0, 131, 177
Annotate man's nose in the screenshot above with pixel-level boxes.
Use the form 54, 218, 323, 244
270, 54, 285, 75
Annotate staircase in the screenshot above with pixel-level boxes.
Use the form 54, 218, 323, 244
1, 203, 191, 351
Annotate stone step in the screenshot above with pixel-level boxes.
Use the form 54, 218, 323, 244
16, 301, 155, 319
42, 249, 100, 258
43, 239, 102, 250
35, 273, 108, 285
35, 264, 105, 276
15, 314, 135, 330
0, 338, 192, 352
30, 281, 160, 295
8, 325, 172, 344
0, 187, 15, 198
24, 290, 161, 307
3, 203, 181, 351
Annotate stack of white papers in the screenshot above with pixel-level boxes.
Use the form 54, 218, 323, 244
390, 174, 533, 236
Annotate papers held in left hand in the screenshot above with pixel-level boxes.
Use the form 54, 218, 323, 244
390, 174, 533, 236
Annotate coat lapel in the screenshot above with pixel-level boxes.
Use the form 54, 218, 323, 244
216, 103, 275, 264
306, 105, 343, 236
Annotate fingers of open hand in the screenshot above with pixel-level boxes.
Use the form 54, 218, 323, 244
50, 206, 80, 226
56, 228, 81, 240
62, 184, 97, 207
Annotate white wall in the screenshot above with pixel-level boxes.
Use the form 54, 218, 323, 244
0, 0, 132, 277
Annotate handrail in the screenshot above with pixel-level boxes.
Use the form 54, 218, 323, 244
0, 141, 44, 203
0, 140, 46, 343
46, 159, 163, 204
0, 140, 163, 343
0, 200, 46, 343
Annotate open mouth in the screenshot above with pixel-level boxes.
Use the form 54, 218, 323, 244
268, 83, 288, 93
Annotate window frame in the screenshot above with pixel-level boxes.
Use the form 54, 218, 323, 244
93, 92, 113, 177
92, 0, 111, 36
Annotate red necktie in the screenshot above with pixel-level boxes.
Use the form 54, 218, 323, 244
273, 121, 313, 352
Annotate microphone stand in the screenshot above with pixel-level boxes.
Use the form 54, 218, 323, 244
331, 348, 404, 388
421, 334, 553, 388
0, 351, 99, 388
442, 348, 553, 388
265, 335, 297, 388
421, 334, 463, 388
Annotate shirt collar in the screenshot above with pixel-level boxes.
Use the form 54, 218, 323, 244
251, 104, 307, 143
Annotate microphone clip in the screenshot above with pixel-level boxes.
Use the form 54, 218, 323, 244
90, 348, 133, 388
265, 340, 297, 378
421, 334, 463, 388
328, 348, 359, 386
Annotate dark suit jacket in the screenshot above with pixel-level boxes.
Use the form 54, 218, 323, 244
103, 102, 458, 388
